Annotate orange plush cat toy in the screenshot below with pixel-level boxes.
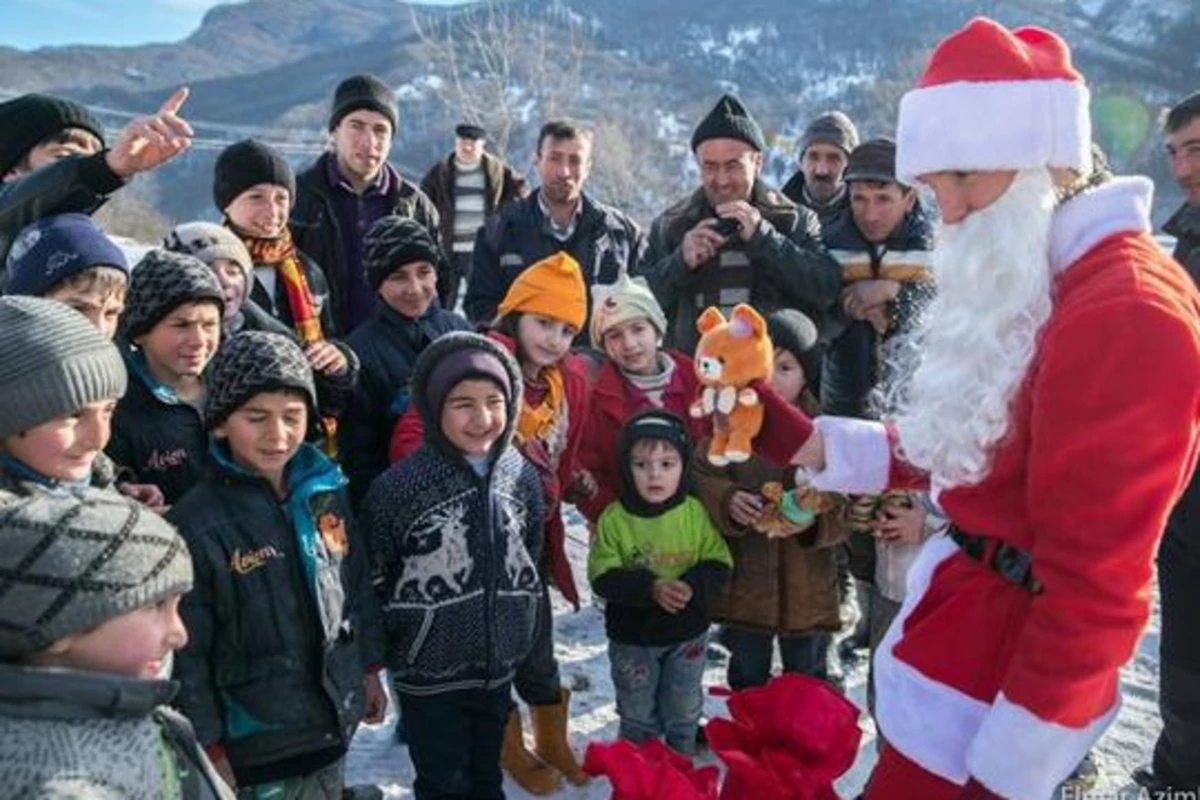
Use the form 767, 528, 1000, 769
690, 304, 773, 465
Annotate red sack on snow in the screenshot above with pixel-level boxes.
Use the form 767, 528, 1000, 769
583, 737, 720, 800
705, 674, 861, 800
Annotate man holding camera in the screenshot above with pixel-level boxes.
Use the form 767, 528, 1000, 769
638, 94, 842, 353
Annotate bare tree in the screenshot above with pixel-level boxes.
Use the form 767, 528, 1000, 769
409, 1, 593, 159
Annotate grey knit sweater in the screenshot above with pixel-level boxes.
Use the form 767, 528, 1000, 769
0, 664, 233, 799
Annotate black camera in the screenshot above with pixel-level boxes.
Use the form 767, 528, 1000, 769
711, 217, 741, 237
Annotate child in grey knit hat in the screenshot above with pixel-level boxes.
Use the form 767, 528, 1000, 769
0, 487, 235, 799
0, 295, 127, 490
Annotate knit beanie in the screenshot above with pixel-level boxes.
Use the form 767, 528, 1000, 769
163, 220, 254, 304
423, 345, 513, 419
0, 487, 192, 659
121, 250, 225, 342
843, 137, 900, 186
212, 139, 296, 213
801, 111, 860, 156
329, 74, 398, 133
0, 94, 105, 178
0, 296, 128, 438
691, 94, 767, 153
5, 214, 130, 297
205, 331, 317, 429
589, 273, 668, 345
616, 409, 692, 518
767, 309, 822, 393
411, 332, 523, 456
363, 215, 444, 292
496, 252, 587, 330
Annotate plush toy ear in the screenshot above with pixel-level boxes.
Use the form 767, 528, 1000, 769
696, 306, 726, 335
729, 304, 767, 339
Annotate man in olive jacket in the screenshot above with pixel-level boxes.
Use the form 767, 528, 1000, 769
637, 94, 841, 354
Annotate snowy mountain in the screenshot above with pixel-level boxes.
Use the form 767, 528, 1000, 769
1, 0, 1192, 232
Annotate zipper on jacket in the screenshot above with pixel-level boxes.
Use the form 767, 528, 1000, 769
482, 467, 498, 684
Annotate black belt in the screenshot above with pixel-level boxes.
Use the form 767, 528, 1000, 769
949, 525, 1043, 595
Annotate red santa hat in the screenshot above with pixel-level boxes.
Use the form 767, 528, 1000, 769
896, 17, 1092, 185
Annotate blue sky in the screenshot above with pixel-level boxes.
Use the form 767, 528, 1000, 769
0, 0, 467, 50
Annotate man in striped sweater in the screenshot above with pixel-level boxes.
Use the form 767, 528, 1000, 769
421, 124, 526, 312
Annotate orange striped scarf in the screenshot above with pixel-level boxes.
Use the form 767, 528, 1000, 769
241, 229, 324, 343
240, 228, 339, 455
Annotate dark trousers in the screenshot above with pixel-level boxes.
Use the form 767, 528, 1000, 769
438, 252, 472, 313
720, 626, 832, 691
399, 684, 511, 800
513, 581, 562, 707
1152, 530, 1200, 789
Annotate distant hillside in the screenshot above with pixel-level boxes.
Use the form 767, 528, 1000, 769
2, 0, 1193, 229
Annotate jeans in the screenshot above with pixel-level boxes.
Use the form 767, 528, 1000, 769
513, 581, 562, 707
238, 759, 344, 800
399, 684, 511, 800
609, 632, 708, 755
719, 626, 832, 690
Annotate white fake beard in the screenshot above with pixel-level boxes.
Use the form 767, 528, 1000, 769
884, 168, 1058, 488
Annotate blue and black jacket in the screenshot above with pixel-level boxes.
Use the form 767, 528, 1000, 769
167, 442, 382, 787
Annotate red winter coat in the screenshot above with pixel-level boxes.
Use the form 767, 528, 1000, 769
575, 351, 708, 523
389, 331, 590, 607
760, 179, 1200, 800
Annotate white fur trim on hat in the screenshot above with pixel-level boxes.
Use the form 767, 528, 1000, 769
896, 79, 1092, 186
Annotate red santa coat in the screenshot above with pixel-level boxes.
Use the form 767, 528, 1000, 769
760, 178, 1200, 799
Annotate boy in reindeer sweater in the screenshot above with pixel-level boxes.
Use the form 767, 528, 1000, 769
365, 331, 546, 799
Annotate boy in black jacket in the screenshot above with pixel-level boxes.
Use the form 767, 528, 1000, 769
168, 331, 385, 797
588, 410, 732, 755
365, 331, 544, 800
107, 250, 224, 505
342, 215, 470, 507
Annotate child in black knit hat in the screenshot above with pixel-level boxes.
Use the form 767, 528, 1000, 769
168, 330, 385, 797
588, 409, 732, 756
0, 88, 193, 265
340, 214, 470, 508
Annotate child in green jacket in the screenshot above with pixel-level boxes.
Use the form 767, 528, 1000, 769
588, 409, 732, 755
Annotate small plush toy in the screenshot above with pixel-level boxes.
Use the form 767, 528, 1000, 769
756, 482, 839, 538
690, 304, 773, 465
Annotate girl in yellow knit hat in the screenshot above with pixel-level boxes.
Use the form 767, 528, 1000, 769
489, 251, 592, 794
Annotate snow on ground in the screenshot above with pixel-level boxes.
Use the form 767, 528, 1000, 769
347, 512, 1164, 798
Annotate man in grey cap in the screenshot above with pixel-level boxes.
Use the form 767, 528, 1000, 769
420, 123, 527, 311
782, 111, 860, 230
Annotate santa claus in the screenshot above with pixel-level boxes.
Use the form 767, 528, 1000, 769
756, 17, 1200, 800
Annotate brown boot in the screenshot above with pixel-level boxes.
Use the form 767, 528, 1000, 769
500, 708, 561, 795
531, 689, 591, 786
